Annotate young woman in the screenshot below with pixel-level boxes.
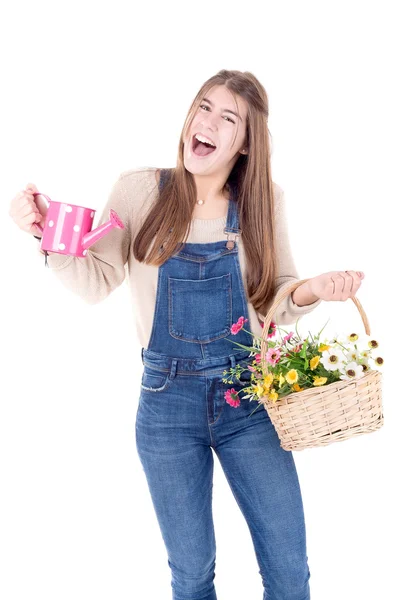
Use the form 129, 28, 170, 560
10, 69, 364, 600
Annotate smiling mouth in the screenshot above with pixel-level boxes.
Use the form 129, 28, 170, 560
192, 134, 217, 157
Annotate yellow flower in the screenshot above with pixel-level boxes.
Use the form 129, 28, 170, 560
292, 383, 304, 392
368, 339, 379, 349
310, 356, 320, 370
263, 373, 274, 388
255, 381, 271, 399
285, 369, 298, 385
277, 373, 286, 388
318, 343, 330, 352
268, 389, 279, 402
313, 376, 328, 386
255, 382, 265, 397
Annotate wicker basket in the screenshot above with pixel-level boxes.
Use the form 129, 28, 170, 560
259, 278, 384, 451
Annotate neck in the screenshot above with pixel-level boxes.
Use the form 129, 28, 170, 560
192, 173, 230, 204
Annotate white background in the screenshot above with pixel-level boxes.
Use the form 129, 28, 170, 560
1, 1, 398, 598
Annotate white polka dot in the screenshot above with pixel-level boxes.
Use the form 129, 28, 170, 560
83, 249, 87, 256
59, 243, 66, 250
49, 220, 54, 227
66, 206, 72, 213
90, 211, 94, 218
73, 225, 80, 232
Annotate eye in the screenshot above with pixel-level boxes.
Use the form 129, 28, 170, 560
199, 105, 235, 124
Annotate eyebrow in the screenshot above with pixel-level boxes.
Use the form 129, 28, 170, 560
201, 97, 242, 122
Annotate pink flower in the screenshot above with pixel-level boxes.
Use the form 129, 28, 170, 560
283, 332, 294, 344
248, 365, 257, 372
224, 388, 241, 407
265, 347, 282, 366
254, 348, 281, 366
292, 343, 303, 353
231, 316, 249, 335
261, 320, 277, 338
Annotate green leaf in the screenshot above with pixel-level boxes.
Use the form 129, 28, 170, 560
225, 339, 257, 351
299, 339, 308, 358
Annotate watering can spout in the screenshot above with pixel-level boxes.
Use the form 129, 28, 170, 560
82, 209, 125, 250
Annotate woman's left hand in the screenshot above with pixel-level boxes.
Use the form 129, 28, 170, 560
308, 270, 365, 302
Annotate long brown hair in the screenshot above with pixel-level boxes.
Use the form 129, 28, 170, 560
132, 69, 278, 317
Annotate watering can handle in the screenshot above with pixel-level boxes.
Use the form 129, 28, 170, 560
32, 192, 51, 235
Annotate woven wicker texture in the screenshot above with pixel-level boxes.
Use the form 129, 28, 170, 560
258, 279, 384, 451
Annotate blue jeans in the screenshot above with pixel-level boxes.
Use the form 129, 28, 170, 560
135, 352, 311, 600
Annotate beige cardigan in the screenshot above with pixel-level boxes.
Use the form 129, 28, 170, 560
34, 167, 322, 348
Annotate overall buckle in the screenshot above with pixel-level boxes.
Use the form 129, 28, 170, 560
224, 228, 241, 250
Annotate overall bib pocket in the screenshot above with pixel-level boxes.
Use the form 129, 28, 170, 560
168, 273, 232, 343
140, 365, 174, 393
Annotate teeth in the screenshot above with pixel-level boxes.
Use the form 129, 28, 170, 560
194, 133, 216, 147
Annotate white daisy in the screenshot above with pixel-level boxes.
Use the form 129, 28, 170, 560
339, 361, 364, 381
321, 347, 345, 371
344, 346, 362, 363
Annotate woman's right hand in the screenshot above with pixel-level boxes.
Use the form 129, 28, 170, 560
8, 183, 48, 236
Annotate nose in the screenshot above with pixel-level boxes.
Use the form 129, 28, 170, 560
200, 113, 218, 131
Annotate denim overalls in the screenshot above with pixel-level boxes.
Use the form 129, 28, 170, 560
135, 169, 311, 600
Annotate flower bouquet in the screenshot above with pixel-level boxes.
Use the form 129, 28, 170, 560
222, 279, 384, 451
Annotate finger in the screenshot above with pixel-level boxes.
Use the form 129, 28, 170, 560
345, 270, 362, 297
18, 203, 39, 219
21, 212, 41, 232
17, 191, 34, 207
14, 193, 38, 215
21, 189, 35, 199
340, 270, 355, 298
10, 197, 32, 219
330, 273, 345, 299
21, 191, 39, 212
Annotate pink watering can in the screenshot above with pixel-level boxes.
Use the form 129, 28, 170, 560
33, 192, 125, 257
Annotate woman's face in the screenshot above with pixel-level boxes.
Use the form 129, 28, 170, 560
183, 85, 248, 177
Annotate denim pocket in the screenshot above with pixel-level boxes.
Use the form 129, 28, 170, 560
168, 273, 232, 343
140, 365, 173, 393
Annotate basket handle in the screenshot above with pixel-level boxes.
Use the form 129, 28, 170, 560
259, 278, 371, 368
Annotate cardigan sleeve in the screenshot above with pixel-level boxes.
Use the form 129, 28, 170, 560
33, 171, 133, 305
256, 184, 322, 326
